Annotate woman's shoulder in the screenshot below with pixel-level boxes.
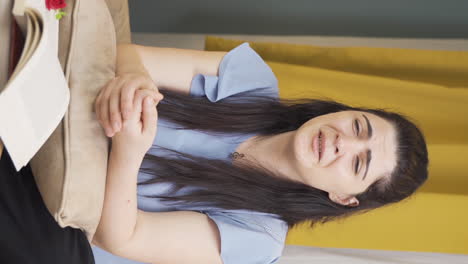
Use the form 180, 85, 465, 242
206, 209, 288, 244
202, 209, 287, 263
190, 42, 279, 102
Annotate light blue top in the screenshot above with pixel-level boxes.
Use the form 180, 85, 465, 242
92, 42, 288, 264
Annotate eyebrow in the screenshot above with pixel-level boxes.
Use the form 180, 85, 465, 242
362, 114, 373, 181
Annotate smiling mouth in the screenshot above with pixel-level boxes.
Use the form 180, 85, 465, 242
318, 131, 323, 161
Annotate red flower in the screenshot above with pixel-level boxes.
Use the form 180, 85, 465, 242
45, 0, 67, 10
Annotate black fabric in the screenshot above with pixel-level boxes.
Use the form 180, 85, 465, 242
0, 149, 95, 264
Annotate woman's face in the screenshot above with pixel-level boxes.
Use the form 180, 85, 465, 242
292, 110, 398, 205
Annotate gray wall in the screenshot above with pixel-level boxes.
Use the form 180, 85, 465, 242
129, 0, 468, 38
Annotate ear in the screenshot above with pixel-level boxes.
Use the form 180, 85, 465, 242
328, 192, 360, 207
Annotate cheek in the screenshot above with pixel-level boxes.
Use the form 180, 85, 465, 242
299, 158, 358, 193
301, 166, 347, 193
323, 164, 356, 194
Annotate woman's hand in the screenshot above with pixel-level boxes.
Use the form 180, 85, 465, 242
111, 90, 162, 158
95, 73, 164, 137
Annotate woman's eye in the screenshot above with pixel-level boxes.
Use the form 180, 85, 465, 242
354, 119, 360, 135
354, 156, 359, 174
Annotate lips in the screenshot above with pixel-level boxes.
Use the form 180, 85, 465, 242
319, 131, 325, 161
312, 130, 321, 162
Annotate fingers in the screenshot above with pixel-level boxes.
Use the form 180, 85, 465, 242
120, 78, 162, 120
108, 83, 123, 135
142, 96, 158, 134
140, 79, 164, 101
132, 89, 160, 117
96, 78, 116, 137
120, 80, 138, 120
95, 75, 164, 137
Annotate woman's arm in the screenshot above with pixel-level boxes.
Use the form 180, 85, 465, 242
92, 144, 142, 250
93, 145, 223, 263
92, 134, 223, 264
116, 43, 150, 76
133, 44, 227, 95
94, 46, 156, 246
94, 83, 160, 250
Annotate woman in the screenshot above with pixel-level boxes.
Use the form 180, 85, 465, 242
91, 42, 429, 264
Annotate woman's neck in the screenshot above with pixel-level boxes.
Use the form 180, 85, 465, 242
233, 131, 304, 183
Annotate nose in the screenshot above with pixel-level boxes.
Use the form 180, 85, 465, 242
334, 132, 367, 157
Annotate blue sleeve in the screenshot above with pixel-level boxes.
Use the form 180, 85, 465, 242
189, 42, 279, 102
204, 210, 287, 264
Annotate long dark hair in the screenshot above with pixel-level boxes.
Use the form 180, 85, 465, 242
139, 89, 429, 229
